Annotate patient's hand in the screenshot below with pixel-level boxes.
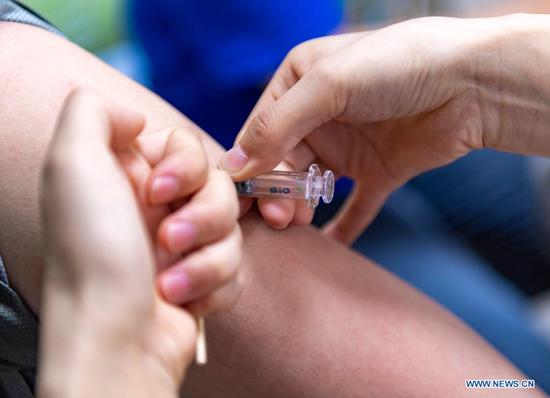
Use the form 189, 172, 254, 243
39, 89, 242, 397
121, 122, 243, 316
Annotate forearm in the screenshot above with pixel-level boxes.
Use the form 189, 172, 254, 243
38, 308, 174, 398
39, 324, 166, 398
38, 259, 173, 398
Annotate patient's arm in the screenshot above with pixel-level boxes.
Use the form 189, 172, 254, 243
0, 22, 223, 314
0, 22, 543, 398
184, 212, 543, 398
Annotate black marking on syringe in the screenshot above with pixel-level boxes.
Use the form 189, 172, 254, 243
270, 187, 291, 194
236, 180, 306, 197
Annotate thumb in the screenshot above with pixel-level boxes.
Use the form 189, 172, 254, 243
219, 64, 343, 180
54, 88, 145, 153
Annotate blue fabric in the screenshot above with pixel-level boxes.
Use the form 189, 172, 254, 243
411, 150, 550, 295
131, 0, 344, 149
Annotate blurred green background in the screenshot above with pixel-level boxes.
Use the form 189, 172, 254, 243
25, 0, 124, 52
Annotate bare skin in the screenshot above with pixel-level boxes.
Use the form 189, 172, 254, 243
0, 22, 544, 397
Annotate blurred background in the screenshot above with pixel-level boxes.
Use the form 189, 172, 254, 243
24, 0, 550, 391
24, 0, 550, 85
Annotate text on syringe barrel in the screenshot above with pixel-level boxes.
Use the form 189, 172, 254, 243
235, 172, 309, 199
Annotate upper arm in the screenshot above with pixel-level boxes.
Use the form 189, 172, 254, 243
0, 21, 223, 313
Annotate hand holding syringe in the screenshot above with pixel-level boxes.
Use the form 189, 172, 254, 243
235, 164, 334, 209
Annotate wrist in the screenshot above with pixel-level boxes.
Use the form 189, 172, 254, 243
39, 327, 178, 398
38, 287, 177, 398
461, 13, 550, 154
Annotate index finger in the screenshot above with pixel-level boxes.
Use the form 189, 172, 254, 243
236, 32, 368, 144
218, 64, 342, 181
136, 127, 209, 205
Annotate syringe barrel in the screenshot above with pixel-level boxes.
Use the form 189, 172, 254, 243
235, 170, 308, 199
235, 164, 334, 209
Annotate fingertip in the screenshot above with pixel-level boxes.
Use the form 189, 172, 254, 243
147, 145, 208, 204
158, 268, 192, 304
149, 174, 180, 205
218, 144, 248, 176
218, 143, 282, 182
159, 219, 198, 254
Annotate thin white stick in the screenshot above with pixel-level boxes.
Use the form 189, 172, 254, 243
195, 316, 207, 366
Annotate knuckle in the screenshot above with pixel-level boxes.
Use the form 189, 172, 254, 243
173, 124, 202, 141
204, 196, 239, 233
312, 59, 337, 87
287, 38, 316, 63
287, 42, 309, 66
248, 108, 277, 149
310, 59, 346, 116
224, 230, 243, 276
223, 195, 241, 225
219, 244, 241, 282
167, 161, 207, 195
199, 251, 235, 287
223, 276, 245, 312
198, 205, 234, 238
211, 167, 233, 185
217, 251, 240, 283
185, 158, 208, 187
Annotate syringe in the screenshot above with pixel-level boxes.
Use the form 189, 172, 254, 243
235, 164, 334, 209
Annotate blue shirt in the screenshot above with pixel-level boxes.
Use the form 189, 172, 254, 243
131, 0, 344, 148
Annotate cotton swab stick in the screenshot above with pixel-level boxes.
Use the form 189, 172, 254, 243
195, 316, 207, 366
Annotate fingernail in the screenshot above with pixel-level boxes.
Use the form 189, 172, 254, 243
150, 175, 179, 204
160, 268, 192, 303
166, 220, 197, 253
219, 145, 248, 172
